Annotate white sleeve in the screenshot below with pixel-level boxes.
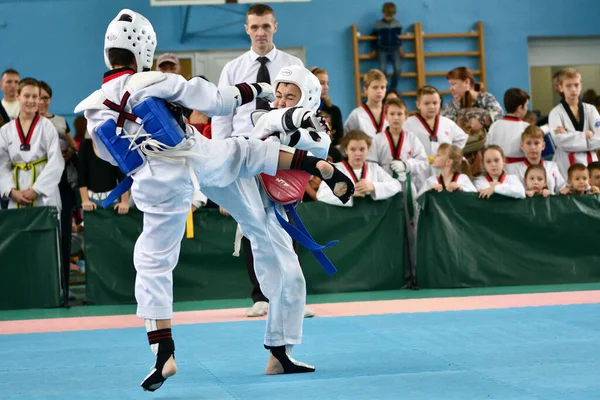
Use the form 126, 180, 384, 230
473, 176, 489, 190
493, 175, 526, 199
586, 106, 600, 150
32, 122, 65, 196
192, 189, 208, 208
157, 73, 237, 120
370, 163, 402, 200
449, 119, 468, 149
405, 136, 429, 180
211, 64, 235, 140
548, 109, 589, 152
316, 180, 352, 207
0, 130, 14, 197
458, 175, 477, 192
343, 110, 359, 135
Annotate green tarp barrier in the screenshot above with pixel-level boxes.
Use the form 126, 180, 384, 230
416, 191, 600, 288
0, 207, 62, 310
84, 195, 406, 305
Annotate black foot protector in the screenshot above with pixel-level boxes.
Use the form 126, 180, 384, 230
141, 329, 175, 392
265, 345, 316, 373
290, 150, 355, 203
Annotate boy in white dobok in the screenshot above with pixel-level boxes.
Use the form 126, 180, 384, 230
75, 9, 353, 392
549, 68, 600, 180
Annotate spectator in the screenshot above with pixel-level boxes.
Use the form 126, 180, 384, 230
310, 67, 343, 146
0, 78, 64, 209
564, 163, 600, 195
473, 145, 526, 199
367, 98, 428, 186
523, 164, 552, 198
156, 53, 181, 74
588, 161, 600, 189
582, 89, 597, 105
344, 69, 389, 137
372, 2, 404, 91
442, 67, 504, 176
486, 88, 530, 163
505, 125, 566, 195
548, 67, 600, 180
417, 143, 476, 197
317, 130, 401, 207
404, 85, 468, 164
384, 89, 400, 103
523, 111, 538, 125
1, 69, 20, 121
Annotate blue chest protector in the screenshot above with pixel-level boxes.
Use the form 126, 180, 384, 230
95, 96, 187, 208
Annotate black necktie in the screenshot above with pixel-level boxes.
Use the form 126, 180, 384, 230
256, 56, 271, 110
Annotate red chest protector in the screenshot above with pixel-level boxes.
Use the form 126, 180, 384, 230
258, 170, 310, 204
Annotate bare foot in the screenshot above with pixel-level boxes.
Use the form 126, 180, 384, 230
316, 160, 333, 179
265, 353, 285, 375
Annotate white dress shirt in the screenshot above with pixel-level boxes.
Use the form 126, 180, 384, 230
212, 45, 303, 140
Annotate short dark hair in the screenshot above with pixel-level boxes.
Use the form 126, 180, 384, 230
503, 88, 530, 114
1, 69, 19, 80
567, 163, 588, 180
39, 81, 52, 98
587, 161, 600, 174
17, 77, 40, 95
108, 48, 136, 69
246, 4, 275, 21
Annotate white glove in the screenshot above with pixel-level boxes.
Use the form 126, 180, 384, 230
254, 82, 276, 102
282, 107, 316, 133
390, 160, 410, 174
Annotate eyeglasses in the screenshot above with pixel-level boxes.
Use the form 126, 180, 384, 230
40, 96, 51, 101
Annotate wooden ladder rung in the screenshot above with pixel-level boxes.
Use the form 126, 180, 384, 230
361, 91, 417, 98
359, 53, 416, 60
423, 32, 479, 39
439, 90, 452, 95
425, 70, 480, 77
424, 51, 480, 58
357, 72, 417, 79
358, 34, 414, 41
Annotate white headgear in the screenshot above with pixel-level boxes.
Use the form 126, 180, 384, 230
104, 9, 157, 73
273, 65, 322, 111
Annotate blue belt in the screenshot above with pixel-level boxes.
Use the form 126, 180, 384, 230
274, 203, 338, 276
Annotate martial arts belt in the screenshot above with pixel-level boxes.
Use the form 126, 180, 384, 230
258, 170, 339, 276
96, 96, 188, 209
12, 156, 48, 208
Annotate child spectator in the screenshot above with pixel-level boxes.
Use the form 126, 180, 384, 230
523, 111, 538, 125
417, 143, 476, 197
505, 125, 566, 194
473, 145, 525, 199
524, 164, 552, 198
588, 161, 600, 189
404, 85, 468, 157
367, 98, 428, 186
317, 130, 401, 206
564, 163, 600, 195
548, 68, 600, 180
486, 88, 530, 163
372, 2, 404, 91
344, 69, 389, 137
385, 89, 400, 103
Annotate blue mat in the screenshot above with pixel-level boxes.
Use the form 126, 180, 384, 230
4, 304, 600, 399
